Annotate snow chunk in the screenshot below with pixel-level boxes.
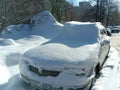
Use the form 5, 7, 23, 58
0, 38, 16, 46
0, 65, 10, 84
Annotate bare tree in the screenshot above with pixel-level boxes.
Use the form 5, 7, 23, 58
0, 0, 44, 33
48, 0, 65, 22
106, 0, 110, 26
89, 0, 120, 25
65, 0, 75, 21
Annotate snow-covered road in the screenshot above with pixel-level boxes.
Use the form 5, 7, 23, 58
110, 34, 120, 90
111, 34, 120, 52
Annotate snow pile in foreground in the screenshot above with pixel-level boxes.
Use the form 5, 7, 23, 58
92, 47, 120, 90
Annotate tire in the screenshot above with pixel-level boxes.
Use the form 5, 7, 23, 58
89, 64, 100, 89
106, 45, 111, 59
94, 64, 100, 78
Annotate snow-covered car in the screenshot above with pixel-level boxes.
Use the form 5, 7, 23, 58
111, 26, 120, 33
19, 21, 110, 90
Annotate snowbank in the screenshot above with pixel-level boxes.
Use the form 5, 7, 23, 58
30, 11, 63, 39
0, 11, 63, 40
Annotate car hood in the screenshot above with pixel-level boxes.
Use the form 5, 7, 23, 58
23, 43, 100, 70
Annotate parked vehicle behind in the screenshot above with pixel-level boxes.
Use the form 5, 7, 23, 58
106, 27, 112, 36
110, 26, 120, 33
19, 22, 110, 90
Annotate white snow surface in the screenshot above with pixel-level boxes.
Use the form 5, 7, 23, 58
0, 11, 120, 90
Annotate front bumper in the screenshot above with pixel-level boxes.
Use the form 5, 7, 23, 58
21, 73, 92, 90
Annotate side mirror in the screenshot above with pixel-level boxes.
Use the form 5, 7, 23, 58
101, 40, 110, 46
106, 31, 112, 36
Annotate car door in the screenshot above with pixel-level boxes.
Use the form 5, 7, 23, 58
99, 29, 110, 68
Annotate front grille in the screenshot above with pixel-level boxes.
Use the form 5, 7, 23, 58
41, 69, 60, 76
29, 65, 40, 75
29, 65, 60, 76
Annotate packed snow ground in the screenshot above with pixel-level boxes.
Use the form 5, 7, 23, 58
0, 11, 120, 90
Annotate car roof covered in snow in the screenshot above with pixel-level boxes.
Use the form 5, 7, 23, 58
47, 21, 104, 44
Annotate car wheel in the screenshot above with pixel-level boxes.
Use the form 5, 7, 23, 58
94, 64, 100, 78
106, 45, 111, 59
89, 64, 100, 89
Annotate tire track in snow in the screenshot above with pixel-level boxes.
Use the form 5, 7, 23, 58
111, 34, 120, 90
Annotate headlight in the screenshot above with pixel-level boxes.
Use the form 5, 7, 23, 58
85, 66, 94, 77
29, 65, 60, 77
65, 66, 94, 77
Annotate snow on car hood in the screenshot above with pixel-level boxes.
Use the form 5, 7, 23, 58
23, 43, 100, 70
